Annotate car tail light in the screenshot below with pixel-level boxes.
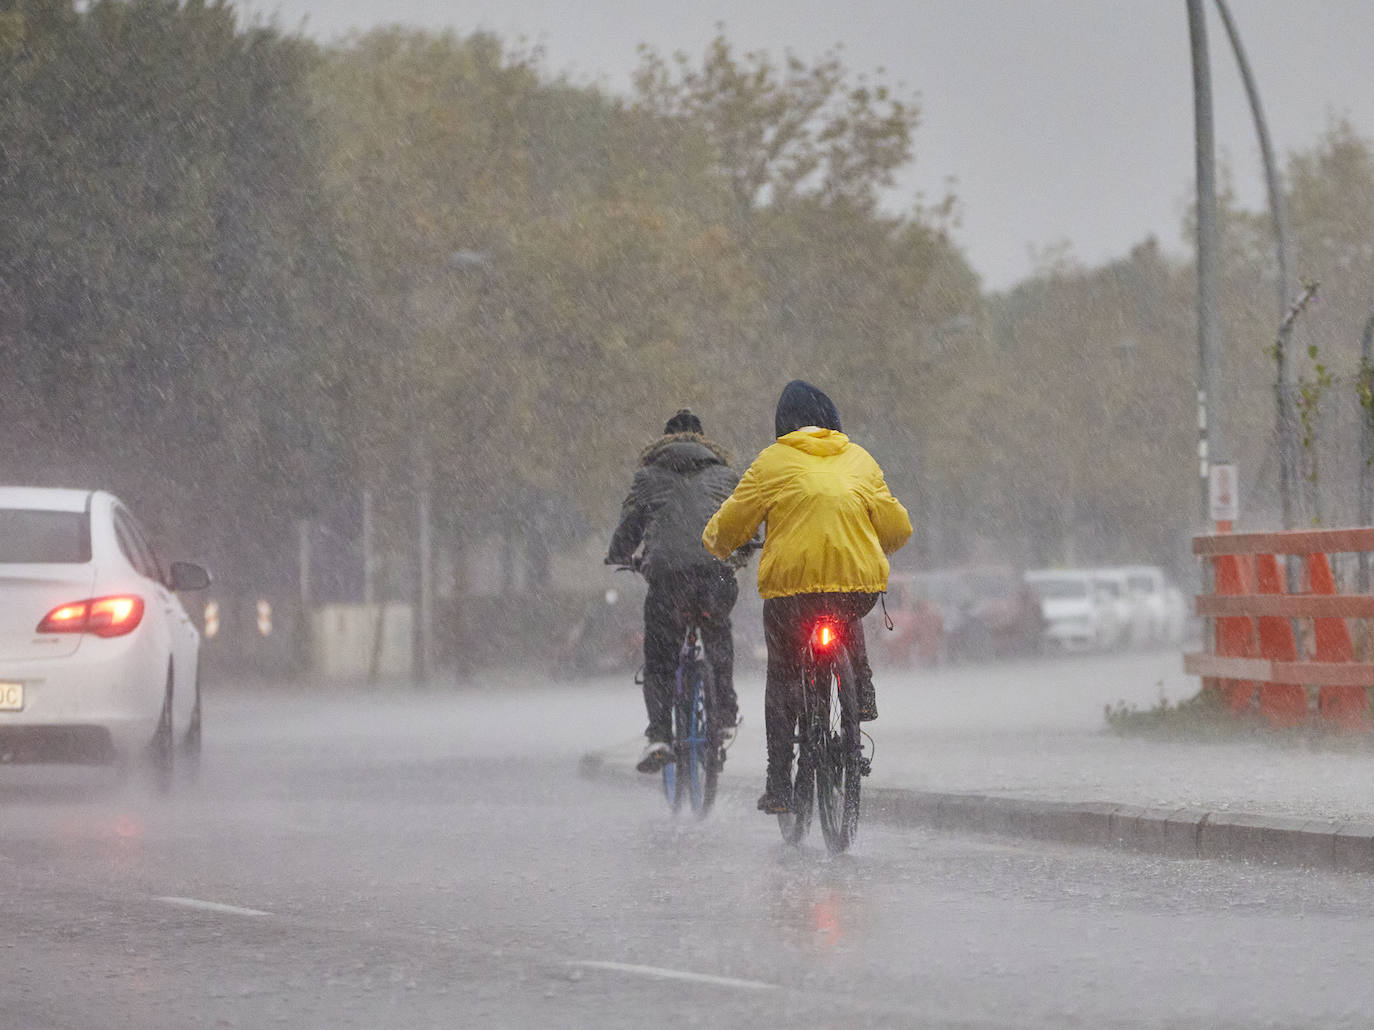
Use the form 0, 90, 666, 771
810, 620, 841, 652
37, 596, 145, 638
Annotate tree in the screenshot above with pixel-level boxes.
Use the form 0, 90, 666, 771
0, 0, 360, 591
631, 30, 920, 223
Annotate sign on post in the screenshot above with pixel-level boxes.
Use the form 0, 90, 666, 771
1209, 463, 1238, 524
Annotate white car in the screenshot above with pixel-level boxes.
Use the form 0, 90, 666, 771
1025, 569, 1106, 652
1090, 568, 1152, 650
0, 487, 210, 782
1118, 564, 1187, 646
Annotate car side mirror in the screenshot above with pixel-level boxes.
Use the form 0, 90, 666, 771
169, 561, 212, 591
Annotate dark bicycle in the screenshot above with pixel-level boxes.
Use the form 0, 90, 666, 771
776, 615, 870, 853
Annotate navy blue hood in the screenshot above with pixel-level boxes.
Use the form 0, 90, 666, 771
774, 379, 842, 437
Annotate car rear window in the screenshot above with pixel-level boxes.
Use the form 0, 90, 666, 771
0, 510, 91, 563
1031, 579, 1087, 600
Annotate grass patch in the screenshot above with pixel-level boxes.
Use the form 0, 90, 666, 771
1104, 686, 1245, 739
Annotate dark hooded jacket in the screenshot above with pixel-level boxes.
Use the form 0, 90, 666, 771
608, 433, 740, 578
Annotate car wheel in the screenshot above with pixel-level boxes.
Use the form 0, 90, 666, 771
145, 663, 175, 794
179, 656, 202, 783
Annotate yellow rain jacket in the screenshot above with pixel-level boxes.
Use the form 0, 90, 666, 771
702, 428, 912, 598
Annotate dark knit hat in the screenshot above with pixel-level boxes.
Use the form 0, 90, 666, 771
774, 380, 842, 437
664, 408, 704, 435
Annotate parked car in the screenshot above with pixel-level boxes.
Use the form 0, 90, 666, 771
1089, 567, 1150, 650
869, 571, 945, 667
1117, 564, 1188, 646
923, 565, 1044, 662
1025, 569, 1106, 652
0, 487, 210, 782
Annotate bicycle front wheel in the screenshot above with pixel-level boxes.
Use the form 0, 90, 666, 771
815, 647, 861, 853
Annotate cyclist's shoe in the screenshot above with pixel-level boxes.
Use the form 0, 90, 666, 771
636, 741, 674, 773
715, 717, 740, 749
756, 789, 792, 814
857, 679, 878, 722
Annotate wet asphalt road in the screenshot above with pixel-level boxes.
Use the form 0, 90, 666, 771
5, 680, 1374, 1029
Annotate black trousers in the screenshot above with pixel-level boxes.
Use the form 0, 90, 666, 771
762, 591, 878, 782
642, 566, 739, 743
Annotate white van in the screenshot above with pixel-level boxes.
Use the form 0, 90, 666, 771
1025, 569, 1106, 652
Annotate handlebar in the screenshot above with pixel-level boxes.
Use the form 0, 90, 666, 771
607, 535, 762, 574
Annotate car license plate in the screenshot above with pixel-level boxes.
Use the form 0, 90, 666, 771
0, 682, 22, 711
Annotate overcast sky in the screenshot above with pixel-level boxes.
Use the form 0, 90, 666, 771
247, 0, 1374, 291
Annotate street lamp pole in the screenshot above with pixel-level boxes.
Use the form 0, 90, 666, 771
1188, 0, 1226, 527
1214, 0, 1298, 529
416, 434, 433, 686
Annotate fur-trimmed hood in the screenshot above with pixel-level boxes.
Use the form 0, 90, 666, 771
638, 432, 734, 470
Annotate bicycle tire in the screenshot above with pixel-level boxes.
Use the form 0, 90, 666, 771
777, 665, 821, 845
815, 646, 861, 853
685, 659, 718, 816
664, 651, 719, 815
662, 665, 687, 812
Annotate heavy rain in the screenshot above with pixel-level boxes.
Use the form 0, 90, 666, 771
6, 2, 1374, 1027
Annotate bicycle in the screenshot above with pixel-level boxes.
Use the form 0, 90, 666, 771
612, 557, 733, 818
660, 617, 725, 816
776, 615, 871, 853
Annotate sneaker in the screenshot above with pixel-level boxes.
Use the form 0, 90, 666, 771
716, 719, 739, 748
857, 680, 878, 722
756, 789, 791, 814
636, 741, 673, 773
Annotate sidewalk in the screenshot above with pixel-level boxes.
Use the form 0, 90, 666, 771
585, 649, 1374, 870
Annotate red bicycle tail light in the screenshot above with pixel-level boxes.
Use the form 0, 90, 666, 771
811, 620, 840, 651
37, 596, 145, 638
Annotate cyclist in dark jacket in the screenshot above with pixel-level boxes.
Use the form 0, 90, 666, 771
608, 409, 742, 773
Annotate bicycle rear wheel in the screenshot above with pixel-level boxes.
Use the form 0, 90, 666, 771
664, 658, 717, 815
777, 669, 821, 845
662, 673, 685, 812
815, 647, 861, 853
684, 660, 718, 816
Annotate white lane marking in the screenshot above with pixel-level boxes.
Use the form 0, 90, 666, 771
567, 960, 777, 991
153, 896, 272, 918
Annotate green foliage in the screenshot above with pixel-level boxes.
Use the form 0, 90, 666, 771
631, 30, 919, 222
1297, 342, 1334, 457
1103, 686, 1234, 738
0, 0, 361, 589
33, 9, 1374, 612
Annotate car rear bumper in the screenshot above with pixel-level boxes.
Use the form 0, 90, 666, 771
0, 725, 115, 764
0, 642, 163, 760
1045, 623, 1097, 651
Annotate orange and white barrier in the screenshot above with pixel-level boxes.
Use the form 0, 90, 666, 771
1184, 527, 1374, 732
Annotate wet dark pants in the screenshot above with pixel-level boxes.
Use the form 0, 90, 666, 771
642, 567, 739, 743
762, 592, 878, 788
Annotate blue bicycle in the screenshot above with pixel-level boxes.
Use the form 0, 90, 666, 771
660, 617, 723, 816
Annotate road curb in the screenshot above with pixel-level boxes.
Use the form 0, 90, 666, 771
581, 750, 1374, 873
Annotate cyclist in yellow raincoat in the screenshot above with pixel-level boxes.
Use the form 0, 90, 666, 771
703, 380, 912, 814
